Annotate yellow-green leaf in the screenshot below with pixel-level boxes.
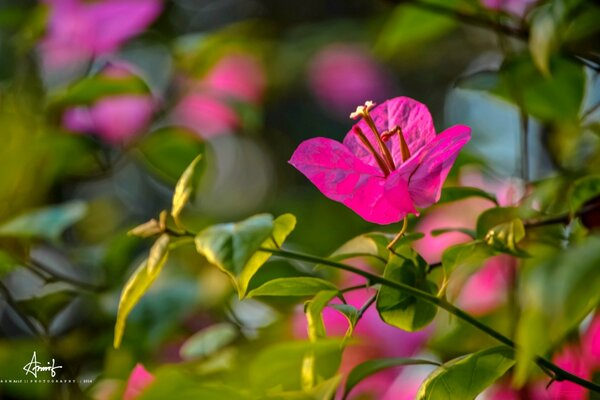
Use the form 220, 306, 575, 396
171, 154, 202, 228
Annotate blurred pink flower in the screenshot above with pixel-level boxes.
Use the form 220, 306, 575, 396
457, 255, 513, 316
40, 0, 162, 71
62, 64, 155, 144
293, 271, 430, 399
289, 97, 471, 224
123, 364, 154, 400
548, 346, 591, 400
480, 0, 538, 18
172, 53, 265, 139
582, 313, 600, 370
203, 54, 266, 104
308, 44, 394, 118
172, 92, 240, 139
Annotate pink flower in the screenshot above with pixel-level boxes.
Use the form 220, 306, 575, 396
172, 92, 240, 139
289, 97, 471, 224
172, 53, 265, 139
203, 54, 266, 104
548, 346, 590, 400
62, 64, 155, 144
480, 0, 537, 18
308, 44, 394, 118
123, 364, 154, 400
582, 313, 600, 370
40, 0, 162, 72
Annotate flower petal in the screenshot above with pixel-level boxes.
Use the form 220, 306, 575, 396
123, 364, 154, 400
344, 97, 437, 169
289, 138, 416, 224
398, 125, 471, 208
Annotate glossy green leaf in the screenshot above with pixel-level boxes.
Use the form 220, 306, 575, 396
0, 201, 87, 241
441, 240, 494, 277
439, 186, 498, 206
376, 249, 438, 332
250, 340, 343, 392
515, 235, 600, 384
147, 234, 170, 274
329, 304, 359, 337
114, 237, 170, 348
416, 346, 514, 400
195, 213, 296, 298
179, 322, 238, 360
247, 277, 337, 298
476, 207, 521, 238
483, 218, 526, 256
305, 290, 338, 341
171, 154, 202, 228
344, 358, 440, 399
430, 227, 476, 239
569, 174, 600, 215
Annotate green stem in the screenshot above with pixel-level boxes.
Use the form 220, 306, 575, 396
263, 247, 600, 394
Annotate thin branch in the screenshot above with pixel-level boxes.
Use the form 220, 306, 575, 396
27, 259, 106, 292
263, 246, 600, 394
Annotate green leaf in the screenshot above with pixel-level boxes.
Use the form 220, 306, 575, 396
0, 201, 87, 241
569, 174, 600, 215
430, 227, 476, 239
329, 304, 359, 337
0, 250, 20, 278
138, 127, 205, 182
529, 4, 557, 76
483, 218, 527, 256
344, 358, 440, 399
250, 340, 343, 393
376, 250, 438, 332
441, 241, 494, 277
416, 346, 514, 400
171, 154, 203, 228
375, 3, 456, 58
179, 322, 238, 360
515, 235, 600, 384
305, 291, 339, 341
476, 207, 521, 238
459, 56, 585, 122
195, 213, 296, 298
439, 186, 498, 206
264, 375, 342, 400
114, 236, 171, 348
138, 366, 250, 400
49, 75, 149, 108
247, 277, 338, 297
19, 290, 76, 329
147, 234, 170, 274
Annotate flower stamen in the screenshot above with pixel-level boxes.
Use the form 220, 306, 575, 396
382, 126, 411, 163
350, 101, 396, 172
353, 126, 391, 176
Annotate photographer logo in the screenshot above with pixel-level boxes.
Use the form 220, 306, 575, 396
22, 352, 62, 378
